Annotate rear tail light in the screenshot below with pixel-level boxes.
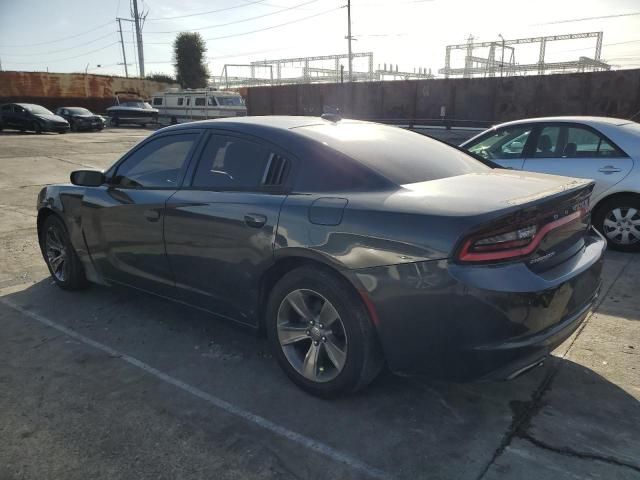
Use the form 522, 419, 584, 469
457, 204, 588, 263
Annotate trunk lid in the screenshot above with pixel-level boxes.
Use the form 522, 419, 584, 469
400, 171, 594, 270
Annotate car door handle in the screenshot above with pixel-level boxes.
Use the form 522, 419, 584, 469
598, 165, 622, 174
244, 213, 267, 228
144, 209, 161, 222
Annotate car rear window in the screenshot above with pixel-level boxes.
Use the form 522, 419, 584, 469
294, 123, 490, 185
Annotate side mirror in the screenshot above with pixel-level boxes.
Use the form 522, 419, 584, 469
70, 170, 105, 187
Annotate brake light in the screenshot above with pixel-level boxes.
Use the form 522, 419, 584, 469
457, 208, 587, 263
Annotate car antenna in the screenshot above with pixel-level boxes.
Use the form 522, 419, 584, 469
321, 112, 341, 123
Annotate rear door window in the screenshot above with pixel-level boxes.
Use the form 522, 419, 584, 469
566, 126, 625, 158
192, 135, 271, 190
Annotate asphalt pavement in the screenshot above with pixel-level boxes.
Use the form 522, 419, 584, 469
0, 127, 638, 480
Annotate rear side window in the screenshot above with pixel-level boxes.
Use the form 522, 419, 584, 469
294, 143, 389, 193
113, 134, 198, 188
192, 135, 271, 190
1, 105, 11, 112
297, 123, 490, 186
566, 126, 625, 158
532, 125, 626, 158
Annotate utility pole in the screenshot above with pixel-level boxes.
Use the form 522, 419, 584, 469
117, 18, 129, 78
346, 0, 352, 82
132, 0, 145, 77
499, 34, 505, 78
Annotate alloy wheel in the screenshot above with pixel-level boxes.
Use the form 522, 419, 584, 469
602, 207, 640, 245
277, 289, 348, 383
45, 225, 68, 281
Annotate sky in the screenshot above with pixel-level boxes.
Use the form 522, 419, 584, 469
1, 0, 640, 82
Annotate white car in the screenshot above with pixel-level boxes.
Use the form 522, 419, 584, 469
462, 116, 640, 252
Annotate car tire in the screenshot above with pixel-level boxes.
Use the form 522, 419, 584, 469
40, 214, 88, 290
32, 121, 42, 134
593, 195, 640, 252
59, 130, 67, 134
265, 266, 384, 397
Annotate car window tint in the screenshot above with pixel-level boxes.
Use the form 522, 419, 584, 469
295, 145, 388, 192
113, 134, 198, 188
297, 123, 490, 185
566, 126, 624, 158
192, 135, 270, 189
1, 105, 11, 112
466, 126, 532, 160
533, 126, 562, 158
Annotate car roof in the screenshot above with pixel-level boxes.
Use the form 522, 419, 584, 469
161, 115, 367, 133
493, 116, 634, 129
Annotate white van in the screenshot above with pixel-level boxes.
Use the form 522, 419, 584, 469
150, 88, 247, 125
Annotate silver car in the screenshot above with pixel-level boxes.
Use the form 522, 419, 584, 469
462, 116, 640, 252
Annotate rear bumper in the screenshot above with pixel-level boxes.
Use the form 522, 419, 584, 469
346, 229, 606, 381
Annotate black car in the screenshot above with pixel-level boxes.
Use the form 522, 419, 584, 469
36, 116, 605, 397
0, 103, 69, 133
55, 107, 105, 131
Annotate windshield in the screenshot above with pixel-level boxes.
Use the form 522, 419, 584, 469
26, 105, 53, 115
67, 107, 92, 115
216, 96, 244, 107
296, 123, 491, 185
120, 101, 149, 108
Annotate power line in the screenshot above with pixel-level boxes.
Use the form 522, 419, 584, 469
145, 0, 268, 21
537, 11, 640, 25
204, 6, 342, 41
0, 20, 115, 48
145, 0, 325, 34
0, 31, 117, 57
4, 42, 120, 65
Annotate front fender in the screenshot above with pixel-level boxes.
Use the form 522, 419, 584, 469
37, 184, 106, 285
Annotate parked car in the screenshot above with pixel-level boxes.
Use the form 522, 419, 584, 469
36, 116, 604, 396
0, 103, 69, 133
54, 107, 104, 131
461, 117, 640, 252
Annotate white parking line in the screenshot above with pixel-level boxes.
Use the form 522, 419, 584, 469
0, 296, 392, 480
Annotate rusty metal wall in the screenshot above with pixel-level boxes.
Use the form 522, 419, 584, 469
0, 71, 176, 113
246, 69, 640, 126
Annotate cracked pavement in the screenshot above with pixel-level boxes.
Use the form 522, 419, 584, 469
0, 129, 638, 479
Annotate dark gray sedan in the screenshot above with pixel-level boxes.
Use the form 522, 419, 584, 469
37, 116, 605, 396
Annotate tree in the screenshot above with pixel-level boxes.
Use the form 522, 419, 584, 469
173, 32, 209, 88
146, 73, 176, 84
